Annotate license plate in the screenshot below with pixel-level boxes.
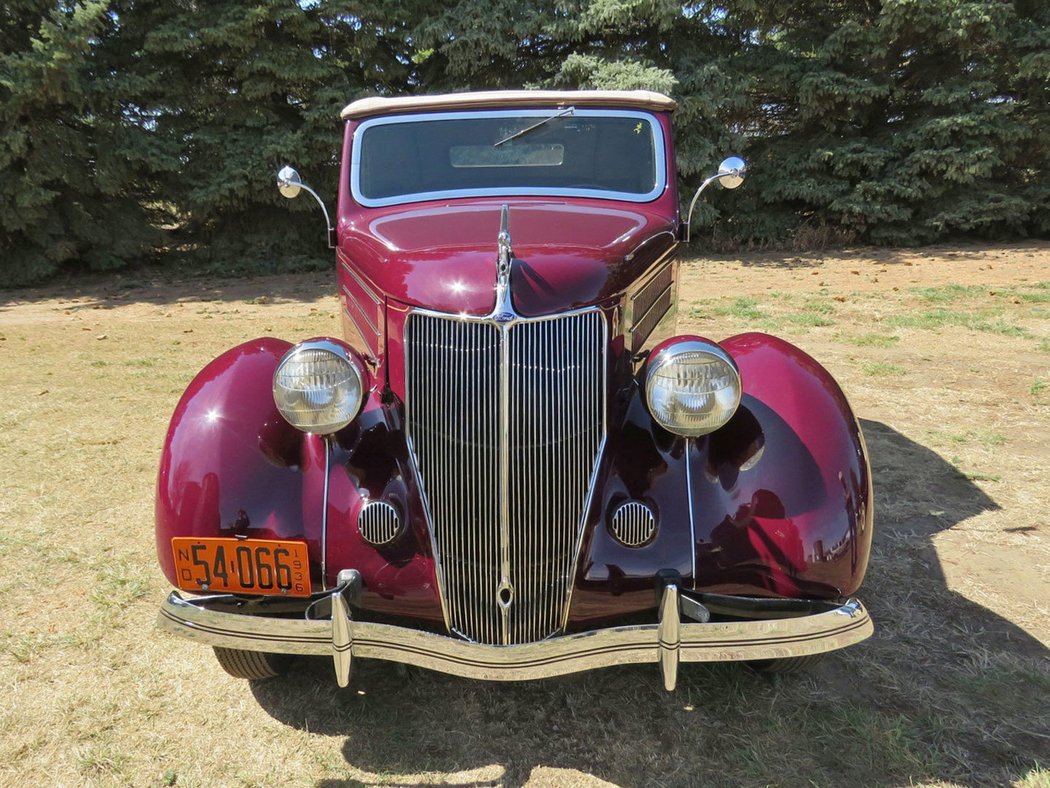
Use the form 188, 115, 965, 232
171, 538, 312, 597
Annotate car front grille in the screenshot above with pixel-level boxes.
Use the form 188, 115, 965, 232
405, 309, 606, 644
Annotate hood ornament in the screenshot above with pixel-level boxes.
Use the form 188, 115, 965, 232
492, 204, 516, 321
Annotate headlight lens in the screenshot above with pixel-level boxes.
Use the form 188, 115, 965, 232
273, 341, 365, 434
645, 339, 741, 437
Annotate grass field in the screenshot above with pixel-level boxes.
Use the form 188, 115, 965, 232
1, 244, 1048, 787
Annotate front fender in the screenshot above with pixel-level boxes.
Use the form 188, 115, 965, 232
569, 332, 872, 625
156, 337, 445, 619
692, 332, 873, 598
155, 337, 323, 586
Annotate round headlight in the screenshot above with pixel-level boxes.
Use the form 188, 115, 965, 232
273, 340, 366, 434
645, 339, 741, 437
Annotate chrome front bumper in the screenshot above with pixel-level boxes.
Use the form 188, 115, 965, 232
158, 584, 872, 691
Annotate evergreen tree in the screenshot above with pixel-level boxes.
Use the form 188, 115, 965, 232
715, 0, 1050, 246
0, 0, 167, 285
111, 0, 403, 271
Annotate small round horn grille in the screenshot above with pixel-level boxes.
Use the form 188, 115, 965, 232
358, 501, 402, 546
610, 501, 657, 547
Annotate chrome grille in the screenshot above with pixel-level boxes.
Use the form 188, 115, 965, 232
358, 501, 402, 545
405, 309, 606, 644
611, 501, 657, 547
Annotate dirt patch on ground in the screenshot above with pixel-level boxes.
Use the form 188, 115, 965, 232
1, 243, 1048, 786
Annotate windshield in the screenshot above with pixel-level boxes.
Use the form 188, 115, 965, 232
351, 109, 665, 207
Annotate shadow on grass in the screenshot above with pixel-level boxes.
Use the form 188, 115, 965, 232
0, 266, 335, 310
680, 242, 1046, 270
249, 420, 1049, 787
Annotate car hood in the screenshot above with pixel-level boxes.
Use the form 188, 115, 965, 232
340, 200, 677, 316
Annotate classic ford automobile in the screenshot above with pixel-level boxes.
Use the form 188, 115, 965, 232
156, 90, 873, 690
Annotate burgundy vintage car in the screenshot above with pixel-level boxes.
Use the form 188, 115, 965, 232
156, 90, 873, 689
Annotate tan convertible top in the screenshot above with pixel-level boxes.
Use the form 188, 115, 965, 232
341, 90, 677, 120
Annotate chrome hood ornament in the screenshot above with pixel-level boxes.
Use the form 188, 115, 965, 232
493, 204, 516, 321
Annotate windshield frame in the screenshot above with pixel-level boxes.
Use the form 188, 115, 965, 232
349, 108, 667, 208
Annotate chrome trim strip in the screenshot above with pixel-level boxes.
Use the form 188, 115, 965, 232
338, 254, 384, 359
497, 310, 512, 645
629, 282, 673, 337
320, 436, 331, 591
401, 327, 454, 632
558, 429, 607, 632
621, 246, 679, 359
685, 439, 697, 584
158, 592, 873, 684
622, 248, 676, 328
338, 275, 380, 335
350, 109, 667, 208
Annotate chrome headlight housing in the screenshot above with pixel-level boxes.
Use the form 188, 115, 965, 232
273, 340, 366, 434
645, 338, 742, 437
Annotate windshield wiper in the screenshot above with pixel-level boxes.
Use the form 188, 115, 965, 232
493, 106, 575, 148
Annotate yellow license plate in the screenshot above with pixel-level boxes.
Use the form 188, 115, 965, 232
171, 538, 312, 597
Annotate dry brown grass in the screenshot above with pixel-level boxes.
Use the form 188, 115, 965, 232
1, 244, 1048, 787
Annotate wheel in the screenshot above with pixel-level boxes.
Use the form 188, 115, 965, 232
212, 647, 292, 680
746, 653, 825, 674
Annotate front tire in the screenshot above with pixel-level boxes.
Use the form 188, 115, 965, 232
213, 647, 292, 680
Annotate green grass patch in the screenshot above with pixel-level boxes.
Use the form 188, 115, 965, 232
948, 662, 1050, 709
911, 284, 983, 302
862, 361, 906, 377
928, 429, 1006, 446
1032, 378, 1047, 397
784, 312, 834, 327
780, 296, 836, 327
89, 563, 151, 613
986, 282, 1050, 303
802, 296, 836, 314
888, 308, 1028, 337
803, 703, 937, 777
1016, 289, 1050, 303
965, 471, 1002, 482
713, 296, 764, 320
840, 332, 900, 348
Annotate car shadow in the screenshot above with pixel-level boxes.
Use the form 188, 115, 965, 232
249, 419, 1049, 787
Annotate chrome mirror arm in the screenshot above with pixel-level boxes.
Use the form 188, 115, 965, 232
683, 173, 723, 243
295, 181, 337, 249
276, 165, 336, 248
682, 156, 747, 243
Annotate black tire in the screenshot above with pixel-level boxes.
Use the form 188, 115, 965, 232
213, 647, 292, 680
746, 653, 825, 674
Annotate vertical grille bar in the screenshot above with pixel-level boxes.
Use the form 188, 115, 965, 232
406, 309, 605, 645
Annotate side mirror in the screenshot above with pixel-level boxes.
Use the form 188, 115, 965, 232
683, 156, 747, 242
716, 156, 746, 190
276, 164, 335, 247
277, 165, 303, 199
